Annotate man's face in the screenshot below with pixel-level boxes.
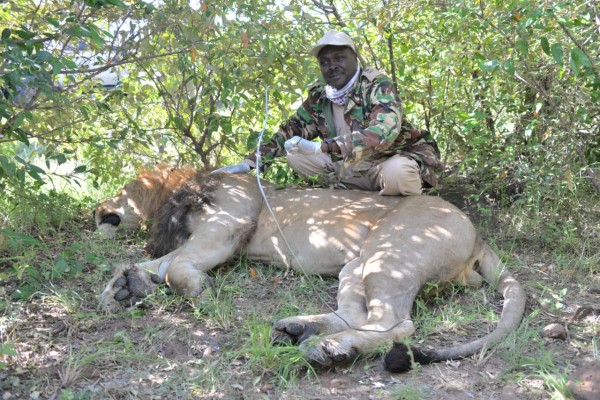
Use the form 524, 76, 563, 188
317, 46, 358, 89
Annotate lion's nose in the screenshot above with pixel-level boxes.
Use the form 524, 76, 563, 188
101, 213, 121, 226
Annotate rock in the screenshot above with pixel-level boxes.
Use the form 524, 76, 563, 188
567, 361, 600, 400
542, 323, 567, 340
572, 305, 594, 321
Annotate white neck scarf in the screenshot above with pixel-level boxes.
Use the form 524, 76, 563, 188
325, 67, 360, 106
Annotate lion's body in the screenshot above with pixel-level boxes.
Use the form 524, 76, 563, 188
97, 167, 526, 372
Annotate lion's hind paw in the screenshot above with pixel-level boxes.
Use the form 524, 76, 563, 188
305, 338, 358, 367
271, 321, 319, 346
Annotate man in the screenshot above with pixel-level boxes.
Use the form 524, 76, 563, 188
216, 30, 443, 195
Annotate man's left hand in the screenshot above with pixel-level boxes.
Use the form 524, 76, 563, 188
284, 136, 322, 155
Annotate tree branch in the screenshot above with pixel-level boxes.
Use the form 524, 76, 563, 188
558, 21, 599, 75
60, 49, 188, 76
386, 31, 398, 93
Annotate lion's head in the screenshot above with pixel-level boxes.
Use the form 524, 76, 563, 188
94, 164, 197, 238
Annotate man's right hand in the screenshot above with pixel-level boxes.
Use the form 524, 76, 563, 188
212, 159, 254, 174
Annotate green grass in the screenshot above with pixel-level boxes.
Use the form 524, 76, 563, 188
233, 316, 318, 387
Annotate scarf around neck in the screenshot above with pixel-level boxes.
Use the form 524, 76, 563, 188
325, 67, 361, 106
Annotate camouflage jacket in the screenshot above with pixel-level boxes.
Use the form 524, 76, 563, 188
247, 68, 444, 187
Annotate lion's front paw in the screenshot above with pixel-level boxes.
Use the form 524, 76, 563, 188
99, 265, 161, 312
305, 338, 358, 367
271, 320, 319, 345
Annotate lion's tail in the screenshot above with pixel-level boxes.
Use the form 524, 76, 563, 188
384, 242, 526, 373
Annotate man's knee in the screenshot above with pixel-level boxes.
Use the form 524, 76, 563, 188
286, 153, 331, 178
378, 156, 422, 196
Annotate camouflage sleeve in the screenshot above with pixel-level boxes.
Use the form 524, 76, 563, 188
333, 75, 404, 164
245, 94, 321, 165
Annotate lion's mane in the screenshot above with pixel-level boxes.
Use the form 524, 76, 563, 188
146, 171, 223, 258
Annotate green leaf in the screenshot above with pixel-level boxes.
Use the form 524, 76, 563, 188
46, 17, 60, 28
0, 343, 17, 357
51, 60, 63, 75
27, 169, 44, 182
54, 257, 68, 274
85, 24, 106, 47
66, 25, 85, 38
1, 28, 10, 41
35, 51, 53, 62
540, 37, 550, 55
570, 48, 592, 73
95, 101, 112, 111
473, 52, 486, 61
28, 164, 46, 174
14, 29, 35, 40
56, 153, 67, 165
516, 39, 528, 56
481, 60, 499, 71
80, 105, 89, 119
2, 229, 42, 247
503, 58, 515, 76
105, 0, 128, 7
172, 116, 186, 130
0, 156, 16, 178
471, 112, 490, 119
62, 58, 79, 69
74, 165, 87, 173
551, 43, 564, 65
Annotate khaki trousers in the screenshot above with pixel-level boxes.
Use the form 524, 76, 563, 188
287, 153, 422, 196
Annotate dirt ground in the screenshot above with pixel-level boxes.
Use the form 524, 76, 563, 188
1, 189, 599, 399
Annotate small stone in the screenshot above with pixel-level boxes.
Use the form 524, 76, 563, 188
542, 323, 567, 340
261, 383, 273, 392
51, 320, 68, 336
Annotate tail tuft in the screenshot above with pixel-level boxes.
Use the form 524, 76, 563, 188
383, 342, 438, 373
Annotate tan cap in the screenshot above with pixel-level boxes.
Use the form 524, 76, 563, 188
310, 30, 357, 57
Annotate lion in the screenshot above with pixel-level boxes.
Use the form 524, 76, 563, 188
96, 165, 526, 373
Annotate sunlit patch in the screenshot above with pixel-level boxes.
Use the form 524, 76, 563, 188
308, 227, 328, 249
411, 235, 423, 244
423, 225, 453, 241
431, 206, 453, 213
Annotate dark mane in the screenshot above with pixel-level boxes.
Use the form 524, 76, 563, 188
146, 171, 223, 257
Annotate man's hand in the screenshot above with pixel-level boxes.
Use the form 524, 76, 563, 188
284, 136, 322, 155
212, 159, 254, 174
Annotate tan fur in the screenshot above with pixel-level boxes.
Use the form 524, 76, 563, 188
98, 167, 526, 368
94, 164, 197, 237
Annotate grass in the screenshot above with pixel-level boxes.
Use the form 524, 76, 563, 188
234, 316, 317, 387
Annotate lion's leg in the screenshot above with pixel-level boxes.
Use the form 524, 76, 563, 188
100, 200, 257, 311
301, 262, 485, 366
272, 258, 368, 345
302, 251, 422, 366
460, 265, 484, 287
100, 235, 242, 311
162, 256, 217, 297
